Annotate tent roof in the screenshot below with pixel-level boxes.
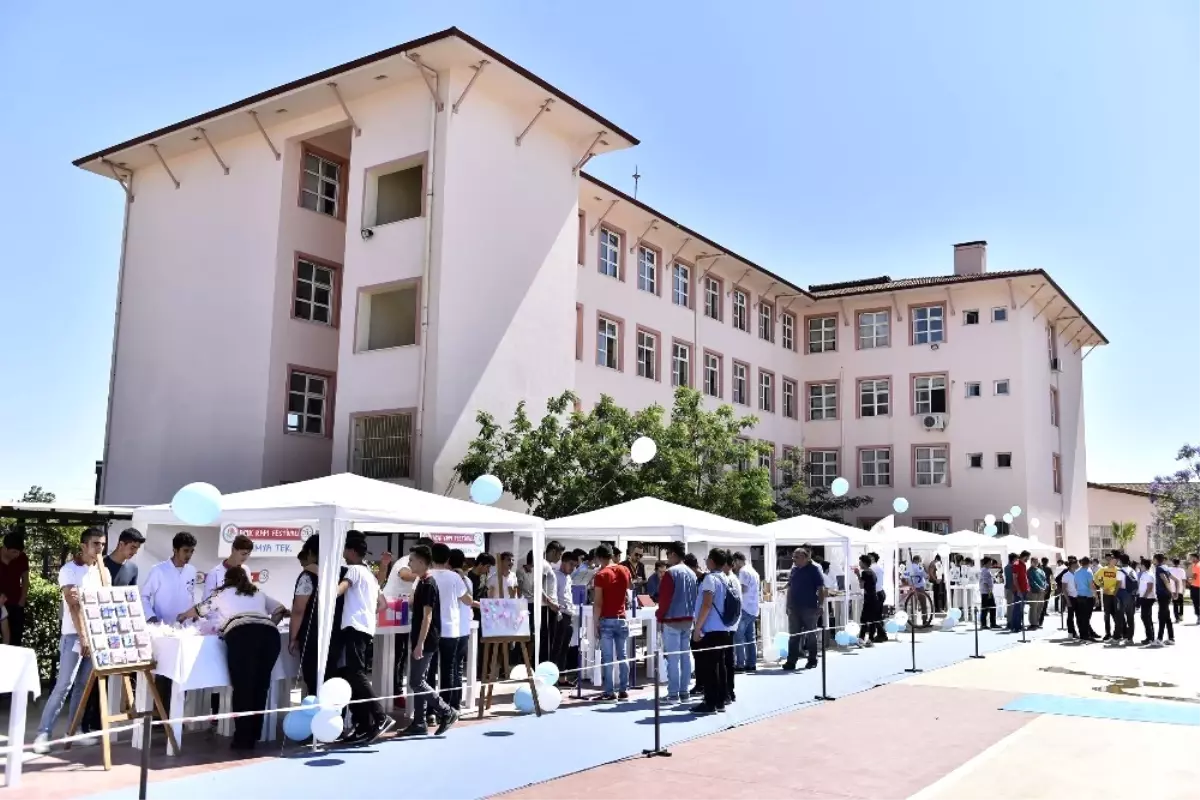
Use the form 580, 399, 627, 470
756, 515, 877, 545
992, 533, 1064, 554
887, 526, 953, 546
131, 473, 544, 532
942, 529, 995, 549
545, 497, 763, 543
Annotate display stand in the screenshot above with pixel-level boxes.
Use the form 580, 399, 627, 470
476, 637, 541, 719
65, 665, 177, 770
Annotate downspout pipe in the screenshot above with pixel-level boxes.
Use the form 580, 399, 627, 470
98, 171, 135, 503
412, 58, 440, 490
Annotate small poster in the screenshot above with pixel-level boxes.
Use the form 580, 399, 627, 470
479, 598, 529, 640
81, 585, 154, 671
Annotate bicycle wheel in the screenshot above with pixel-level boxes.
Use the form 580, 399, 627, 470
905, 591, 934, 628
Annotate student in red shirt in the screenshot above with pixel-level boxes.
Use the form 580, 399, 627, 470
591, 545, 631, 700
1007, 551, 1031, 632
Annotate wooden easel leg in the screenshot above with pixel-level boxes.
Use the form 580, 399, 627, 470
477, 644, 495, 720
144, 669, 180, 754
64, 670, 97, 750
519, 643, 542, 718
97, 676, 112, 771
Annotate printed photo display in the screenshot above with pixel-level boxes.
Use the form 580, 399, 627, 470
81, 587, 152, 668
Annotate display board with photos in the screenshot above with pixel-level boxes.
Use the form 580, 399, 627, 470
81, 586, 154, 669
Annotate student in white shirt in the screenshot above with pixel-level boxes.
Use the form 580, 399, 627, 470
732, 552, 761, 672
428, 545, 475, 714
141, 532, 199, 624
551, 551, 580, 679
1136, 558, 1156, 644
336, 532, 392, 742
1169, 558, 1187, 622
487, 551, 520, 598
449, 550, 476, 709
378, 537, 435, 600
203, 534, 254, 603
34, 528, 107, 752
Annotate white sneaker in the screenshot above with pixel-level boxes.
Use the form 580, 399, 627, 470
77, 735, 100, 747
32, 733, 50, 755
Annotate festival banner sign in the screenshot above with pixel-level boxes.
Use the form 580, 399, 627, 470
218, 521, 317, 558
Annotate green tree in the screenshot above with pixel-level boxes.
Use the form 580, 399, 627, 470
451, 387, 776, 524
1109, 520, 1137, 553
1150, 444, 1200, 556
0, 486, 84, 578
772, 448, 873, 523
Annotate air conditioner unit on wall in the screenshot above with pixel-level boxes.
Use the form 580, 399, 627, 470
921, 413, 947, 431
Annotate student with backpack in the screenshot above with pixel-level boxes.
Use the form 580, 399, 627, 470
691, 548, 734, 714
1153, 553, 1175, 645
719, 551, 743, 705
1116, 553, 1138, 645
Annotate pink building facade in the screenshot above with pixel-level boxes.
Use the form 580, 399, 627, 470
75, 28, 1107, 556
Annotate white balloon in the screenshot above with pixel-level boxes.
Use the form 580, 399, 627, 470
311, 708, 344, 743
630, 436, 658, 464
893, 611, 909, 626
1003, 513, 1014, 524
984, 514, 996, 526
537, 684, 563, 712
317, 677, 352, 709
1029, 518, 1041, 529
830, 477, 850, 497
509, 664, 529, 681
844, 622, 861, 638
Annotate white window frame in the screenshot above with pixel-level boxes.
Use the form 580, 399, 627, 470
636, 329, 658, 380
300, 150, 343, 218
781, 312, 796, 351
914, 445, 949, 486
732, 290, 749, 332
1052, 453, 1062, 493
759, 371, 774, 412
703, 353, 721, 398
857, 310, 890, 349
758, 446, 773, 473
963, 309, 980, 325
994, 379, 1010, 396
672, 263, 690, 307
597, 317, 620, 370
287, 371, 329, 435
859, 448, 892, 488
704, 277, 721, 320
758, 301, 774, 342
914, 374, 947, 414
294, 258, 336, 325
912, 304, 945, 345
965, 382, 981, 398
1050, 387, 1060, 427
808, 382, 838, 421
732, 362, 748, 404
807, 315, 837, 353
991, 307, 1008, 323
599, 228, 621, 278
807, 450, 839, 490
782, 379, 797, 419
637, 246, 658, 295
858, 378, 890, 417
671, 341, 691, 387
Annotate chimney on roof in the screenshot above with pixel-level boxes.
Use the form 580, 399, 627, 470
953, 241, 987, 276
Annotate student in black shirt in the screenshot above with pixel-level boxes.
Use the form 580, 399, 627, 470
401, 545, 457, 736
858, 554, 886, 643
104, 528, 144, 586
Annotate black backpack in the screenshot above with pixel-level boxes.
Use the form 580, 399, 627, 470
718, 576, 742, 626
1122, 568, 1138, 595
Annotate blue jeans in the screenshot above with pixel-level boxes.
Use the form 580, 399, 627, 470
661, 623, 692, 698
1008, 593, 1026, 631
733, 613, 757, 669
38, 634, 93, 736
598, 617, 629, 694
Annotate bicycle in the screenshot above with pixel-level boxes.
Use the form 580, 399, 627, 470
900, 584, 934, 629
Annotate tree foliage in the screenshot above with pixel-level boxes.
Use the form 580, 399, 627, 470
451, 388, 778, 523
772, 448, 873, 523
1109, 520, 1137, 553
0, 486, 84, 578
1150, 444, 1200, 557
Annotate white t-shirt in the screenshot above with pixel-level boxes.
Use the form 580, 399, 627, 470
556, 568, 575, 619
541, 561, 558, 602
197, 587, 284, 627
430, 569, 467, 639
1169, 567, 1186, 592
457, 572, 473, 636
58, 560, 103, 636
382, 555, 414, 598
340, 564, 379, 636
486, 570, 518, 598
141, 561, 198, 623
1062, 569, 1079, 597
738, 565, 761, 617
872, 564, 886, 600
1138, 570, 1155, 598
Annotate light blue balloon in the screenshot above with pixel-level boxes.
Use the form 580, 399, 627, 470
884, 620, 901, 635
1010, 505, 1022, 518
834, 631, 853, 647
984, 523, 998, 537
283, 710, 314, 740
513, 684, 536, 714
777, 647, 788, 660
301, 695, 319, 708
171, 482, 222, 526
470, 474, 503, 505
773, 632, 789, 651
948, 608, 962, 621
893, 496, 909, 514
534, 661, 560, 685
830, 477, 850, 497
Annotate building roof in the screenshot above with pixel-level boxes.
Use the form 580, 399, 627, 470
72, 27, 638, 171
808, 267, 1108, 346
1087, 482, 1155, 497
581, 173, 814, 301
0, 502, 135, 526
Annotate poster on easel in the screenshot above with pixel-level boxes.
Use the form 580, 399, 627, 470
81, 586, 154, 670
479, 598, 529, 640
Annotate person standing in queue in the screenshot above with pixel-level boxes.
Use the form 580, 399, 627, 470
401, 545, 458, 736
690, 548, 732, 714
336, 532, 393, 743
857, 553, 885, 644
655, 542, 697, 705
783, 548, 825, 671
592, 545, 631, 701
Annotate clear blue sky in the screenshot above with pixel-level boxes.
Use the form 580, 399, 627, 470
1, 1, 1196, 503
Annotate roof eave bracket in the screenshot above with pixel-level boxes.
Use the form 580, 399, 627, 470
728, 267, 753, 295
102, 159, 134, 202
572, 131, 607, 175
196, 128, 230, 175
1033, 293, 1059, 321
1005, 278, 1017, 310
248, 110, 281, 161
148, 144, 179, 189
837, 298, 850, 326
516, 98, 554, 146
327, 82, 362, 136
630, 219, 658, 253
452, 60, 489, 114
890, 292, 903, 322
757, 281, 778, 308
944, 287, 956, 316
588, 198, 619, 236
1020, 282, 1046, 309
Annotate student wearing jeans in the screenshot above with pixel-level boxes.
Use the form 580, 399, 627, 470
591, 545, 631, 700
731, 552, 760, 672
1059, 558, 1079, 637
655, 542, 698, 703
1073, 557, 1098, 640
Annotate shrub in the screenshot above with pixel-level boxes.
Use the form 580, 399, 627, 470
25, 571, 64, 683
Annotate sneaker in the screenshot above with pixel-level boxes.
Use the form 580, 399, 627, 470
689, 704, 717, 714
716, 706, 727, 713
76, 735, 100, 747
364, 716, 395, 744
397, 722, 429, 736
617, 691, 629, 701
1166, 639, 1176, 646
1102, 634, 1112, 641
804, 660, 818, 670
434, 710, 458, 736
689, 686, 704, 696
676, 694, 691, 705
597, 692, 617, 701
32, 733, 49, 755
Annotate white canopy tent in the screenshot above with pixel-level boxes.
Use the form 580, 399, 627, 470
992, 533, 1065, 555
132, 473, 546, 688
941, 529, 996, 561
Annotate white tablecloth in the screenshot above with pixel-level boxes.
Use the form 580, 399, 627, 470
133, 628, 297, 755
0, 645, 40, 788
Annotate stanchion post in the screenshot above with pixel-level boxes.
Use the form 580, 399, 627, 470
814, 625, 834, 701
642, 633, 671, 758
904, 620, 922, 674
970, 607, 985, 660
138, 712, 152, 800
1019, 599, 1029, 644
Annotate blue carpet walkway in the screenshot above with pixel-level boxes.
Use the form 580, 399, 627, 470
82, 626, 1051, 800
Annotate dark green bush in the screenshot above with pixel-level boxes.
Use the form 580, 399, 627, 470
25, 571, 63, 683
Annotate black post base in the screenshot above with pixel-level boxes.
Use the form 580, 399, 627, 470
903, 667, 923, 673
813, 693, 835, 701
642, 748, 673, 758
969, 654, 986, 659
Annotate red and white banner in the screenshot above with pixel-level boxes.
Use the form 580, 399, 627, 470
429, 532, 486, 557
218, 521, 317, 558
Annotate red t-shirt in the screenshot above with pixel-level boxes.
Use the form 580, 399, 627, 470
0, 552, 29, 602
1013, 561, 1030, 593
593, 564, 631, 619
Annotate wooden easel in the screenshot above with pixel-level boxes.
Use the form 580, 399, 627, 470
476, 636, 542, 719
64, 664, 177, 771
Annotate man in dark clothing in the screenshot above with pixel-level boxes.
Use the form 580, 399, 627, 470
783, 548, 825, 670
